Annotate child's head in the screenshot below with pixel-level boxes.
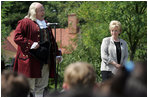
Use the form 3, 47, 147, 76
63, 62, 96, 90
1, 70, 30, 97
109, 20, 122, 32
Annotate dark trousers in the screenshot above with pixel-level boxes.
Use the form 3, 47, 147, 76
101, 71, 113, 82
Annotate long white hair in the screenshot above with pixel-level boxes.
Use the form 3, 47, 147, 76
24, 2, 39, 21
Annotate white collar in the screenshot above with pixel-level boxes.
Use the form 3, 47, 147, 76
36, 19, 47, 29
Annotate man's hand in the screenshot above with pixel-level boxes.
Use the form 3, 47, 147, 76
56, 56, 63, 63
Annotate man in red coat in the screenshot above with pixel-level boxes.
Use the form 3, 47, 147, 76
13, 2, 62, 97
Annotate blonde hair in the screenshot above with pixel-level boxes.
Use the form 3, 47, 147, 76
24, 2, 40, 21
64, 62, 96, 89
109, 20, 122, 32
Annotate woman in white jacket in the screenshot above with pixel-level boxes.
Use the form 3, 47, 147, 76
100, 20, 128, 82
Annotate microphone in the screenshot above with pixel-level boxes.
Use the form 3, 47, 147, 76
47, 22, 59, 26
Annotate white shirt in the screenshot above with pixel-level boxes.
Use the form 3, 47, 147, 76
36, 19, 47, 29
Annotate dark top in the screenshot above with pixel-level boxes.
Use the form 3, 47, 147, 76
114, 41, 121, 64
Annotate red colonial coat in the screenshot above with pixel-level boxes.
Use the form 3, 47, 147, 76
13, 18, 61, 78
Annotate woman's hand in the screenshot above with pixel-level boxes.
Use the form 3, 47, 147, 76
115, 63, 122, 69
110, 61, 121, 69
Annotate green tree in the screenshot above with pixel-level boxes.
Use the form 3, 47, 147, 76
104, 1, 147, 61
1, 1, 13, 42
75, 1, 147, 61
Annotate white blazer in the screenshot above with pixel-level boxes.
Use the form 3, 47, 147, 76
100, 37, 128, 74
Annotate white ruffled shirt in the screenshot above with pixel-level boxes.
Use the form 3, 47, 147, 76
36, 19, 47, 29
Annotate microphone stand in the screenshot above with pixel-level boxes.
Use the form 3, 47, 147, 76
48, 23, 59, 90
54, 25, 57, 90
